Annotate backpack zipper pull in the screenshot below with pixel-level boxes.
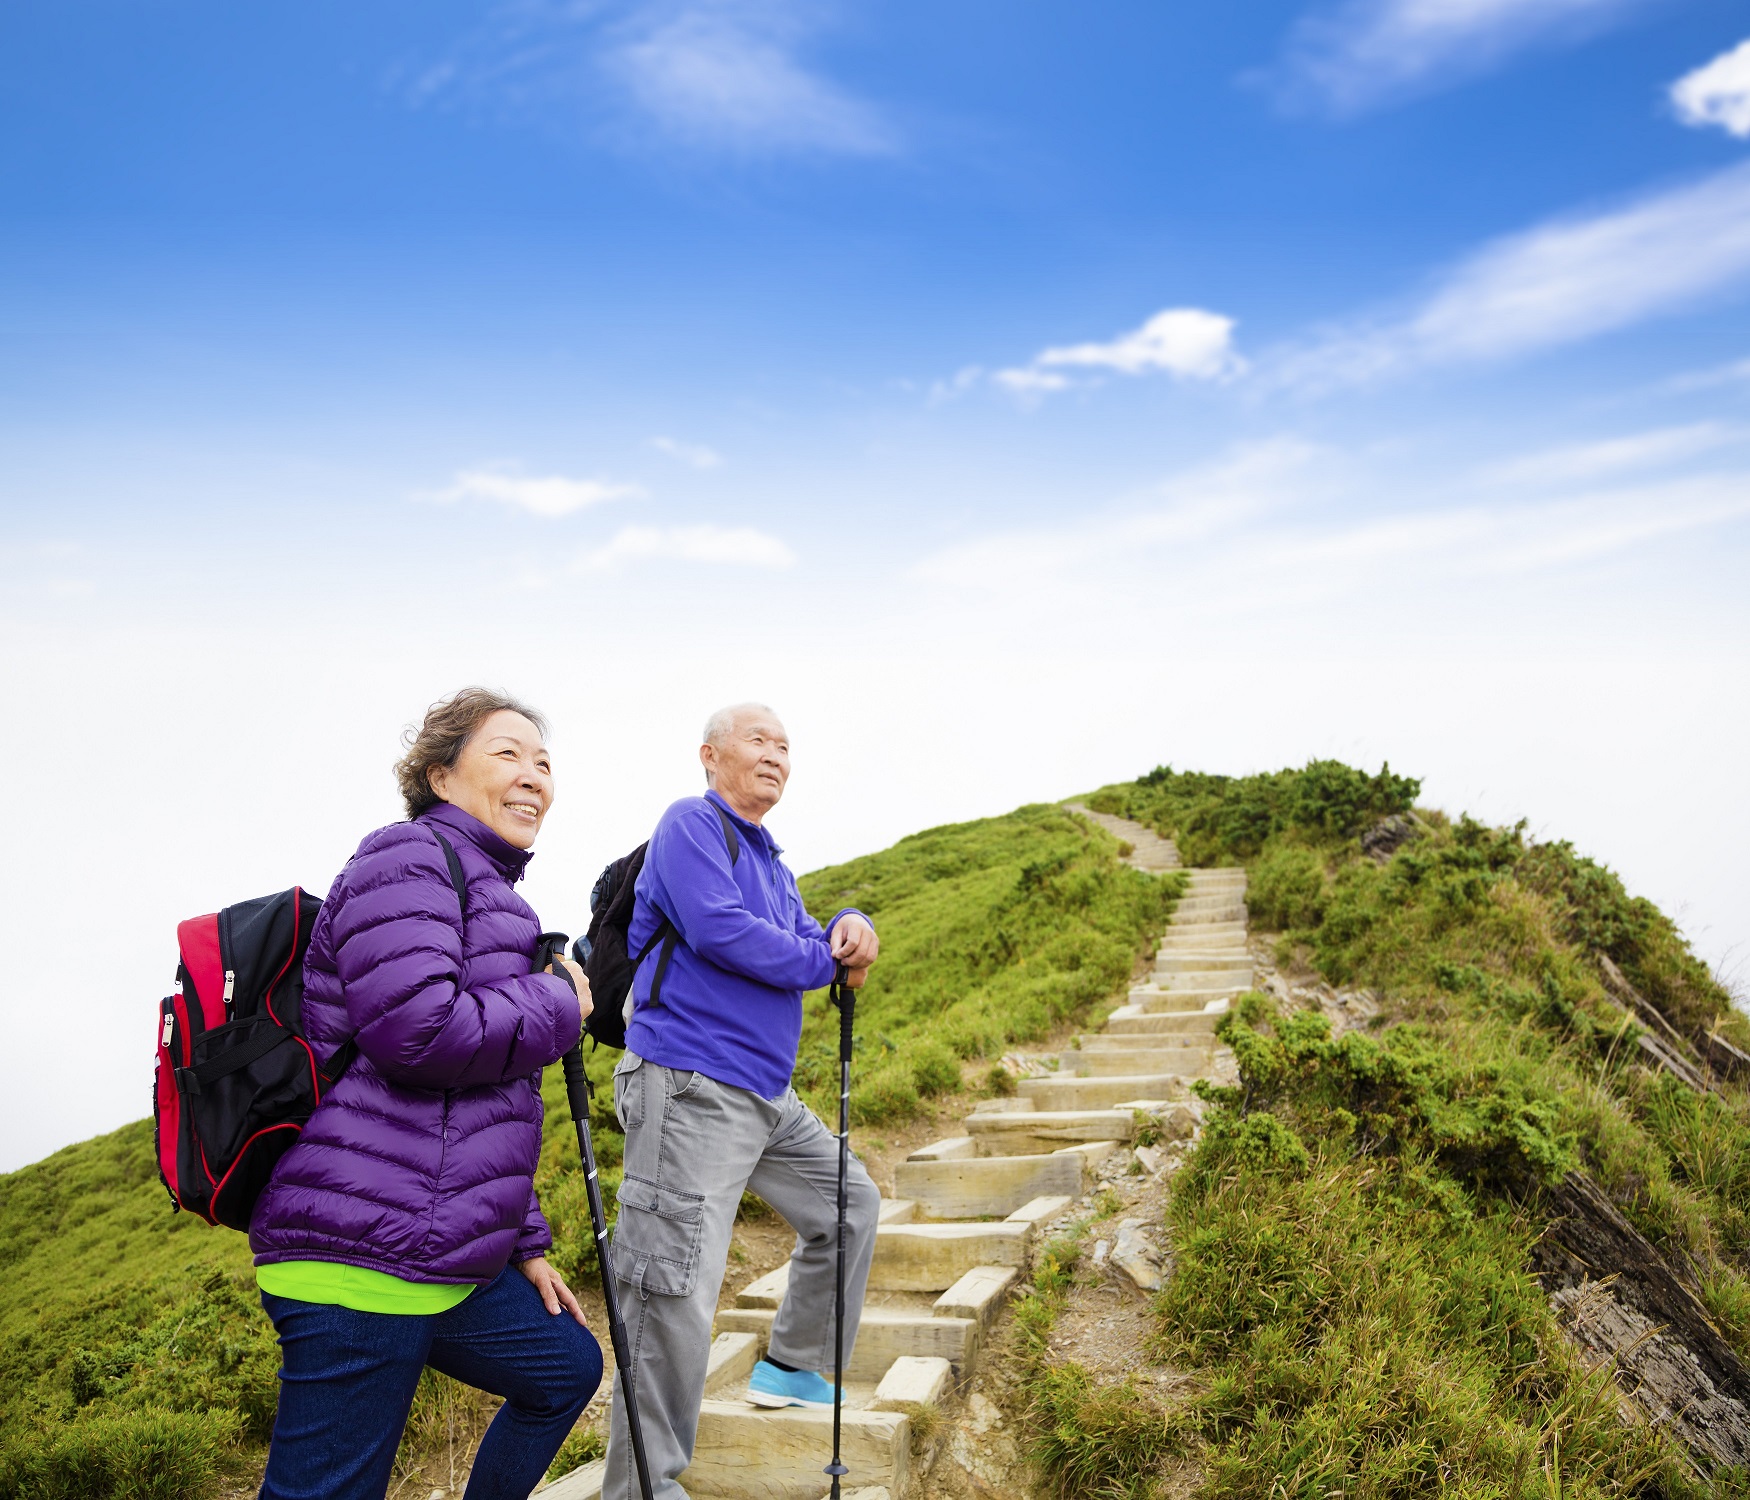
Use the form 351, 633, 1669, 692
161, 1011, 174, 1048
223, 969, 235, 1016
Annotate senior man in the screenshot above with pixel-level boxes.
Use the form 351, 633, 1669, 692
602, 703, 881, 1500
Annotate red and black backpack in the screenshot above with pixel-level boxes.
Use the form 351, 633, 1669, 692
153, 831, 466, 1230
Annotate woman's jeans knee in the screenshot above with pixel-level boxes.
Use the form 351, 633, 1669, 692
259, 1267, 602, 1500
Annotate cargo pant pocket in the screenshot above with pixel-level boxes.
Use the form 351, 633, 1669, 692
612, 1173, 705, 1298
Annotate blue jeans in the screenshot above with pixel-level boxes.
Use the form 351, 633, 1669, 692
259, 1267, 603, 1500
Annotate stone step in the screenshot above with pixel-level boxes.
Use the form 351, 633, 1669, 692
1018, 1074, 1180, 1111
1077, 1025, 1217, 1049
894, 1149, 1084, 1219
1128, 981, 1242, 1005
933, 1266, 1018, 1331
966, 1107, 1136, 1154
1104, 1009, 1224, 1036
706, 1331, 764, 1395
731, 1225, 1029, 1302
1061, 1046, 1212, 1077
1157, 926, 1248, 944
872, 1222, 1031, 1290
1155, 952, 1254, 974
1171, 896, 1248, 913
906, 1137, 975, 1161
687, 1400, 909, 1499
1151, 970, 1255, 992
716, 1303, 979, 1384
737, 1224, 1030, 1302
871, 1355, 953, 1413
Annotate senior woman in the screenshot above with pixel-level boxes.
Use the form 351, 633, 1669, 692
249, 688, 601, 1500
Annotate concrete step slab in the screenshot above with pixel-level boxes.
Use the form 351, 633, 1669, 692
705, 1332, 763, 1397
966, 1107, 1135, 1155
933, 1266, 1017, 1330
871, 1355, 953, 1414
894, 1149, 1082, 1220
1105, 1011, 1224, 1037
716, 1304, 978, 1384
1130, 986, 1247, 1011
871, 1222, 1031, 1291
1062, 1047, 1211, 1077
1005, 1194, 1074, 1227
1078, 1024, 1218, 1044
1155, 953, 1254, 973
906, 1137, 975, 1161
1152, 971, 1255, 992
1019, 1075, 1181, 1111
745, 1225, 1029, 1295
687, 1400, 909, 1499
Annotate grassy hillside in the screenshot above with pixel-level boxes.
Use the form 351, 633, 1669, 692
1059, 763, 1750, 1497
0, 801, 1168, 1498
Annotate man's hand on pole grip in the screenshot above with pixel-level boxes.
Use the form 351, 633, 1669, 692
829, 913, 878, 981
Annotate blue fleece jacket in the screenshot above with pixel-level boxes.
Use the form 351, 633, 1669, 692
624, 790, 864, 1098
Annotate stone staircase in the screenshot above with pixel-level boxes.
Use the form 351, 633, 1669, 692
543, 809, 1246, 1500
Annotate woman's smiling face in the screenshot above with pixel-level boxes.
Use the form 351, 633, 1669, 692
427, 709, 554, 849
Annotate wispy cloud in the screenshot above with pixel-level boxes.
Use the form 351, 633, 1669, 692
401, 1, 895, 159
650, 435, 724, 469
911, 437, 1750, 612
607, 2, 894, 156
1271, 0, 1648, 114
913, 439, 1322, 583
575, 522, 795, 570
1481, 423, 1742, 487
993, 308, 1245, 401
1662, 356, 1750, 394
430, 467, 643, 518
1671, 37, 1750, 139
1273, 161, 1750, 389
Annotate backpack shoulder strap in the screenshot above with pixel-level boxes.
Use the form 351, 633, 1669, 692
708, 798, 741, 867
428, 829, 468, 917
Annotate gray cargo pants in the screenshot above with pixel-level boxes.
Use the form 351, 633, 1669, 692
600, 1051, 880, 1500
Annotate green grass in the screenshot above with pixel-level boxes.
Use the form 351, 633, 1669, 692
1085, 761, 1750, 1493
793, 802, 1179, 1125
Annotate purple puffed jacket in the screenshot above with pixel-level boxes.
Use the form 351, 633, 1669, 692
249, 802, 581, 1284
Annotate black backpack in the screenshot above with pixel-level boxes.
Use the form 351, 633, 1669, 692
154, 830, 467, 1230
574, 802, 739, 1050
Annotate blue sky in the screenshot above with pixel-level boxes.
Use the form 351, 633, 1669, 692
3, 0, 1750, 1169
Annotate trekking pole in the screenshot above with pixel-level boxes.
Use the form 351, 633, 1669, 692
537, 933, 656, 1500
825, 962, 857, 1500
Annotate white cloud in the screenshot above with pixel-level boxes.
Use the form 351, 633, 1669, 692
929, 366, 985, 403
1662, 356, 1750, 394
991, 367, 1071, 398
1274, 0, 1646, 113
1275, 162, 1750, 388
993, 307, 1245, 400
432, 467, 643, 518
608, 3, 895, 156
1672, 37, 1750, 139
1482, 423, 1742, 486
404, 1, 895, 159
651, 436, 723, 469
913, 438, 1323, 584
576, 523, 795, 570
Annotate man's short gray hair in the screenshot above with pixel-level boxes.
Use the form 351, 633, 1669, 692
702, 703, 778, 748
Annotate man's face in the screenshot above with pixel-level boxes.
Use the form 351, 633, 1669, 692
702, 711, 791, 821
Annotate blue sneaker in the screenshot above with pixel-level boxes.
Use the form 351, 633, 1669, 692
747, 1359, 836, 1410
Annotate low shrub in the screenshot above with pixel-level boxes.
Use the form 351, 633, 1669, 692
0, 1406, 244, 1500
